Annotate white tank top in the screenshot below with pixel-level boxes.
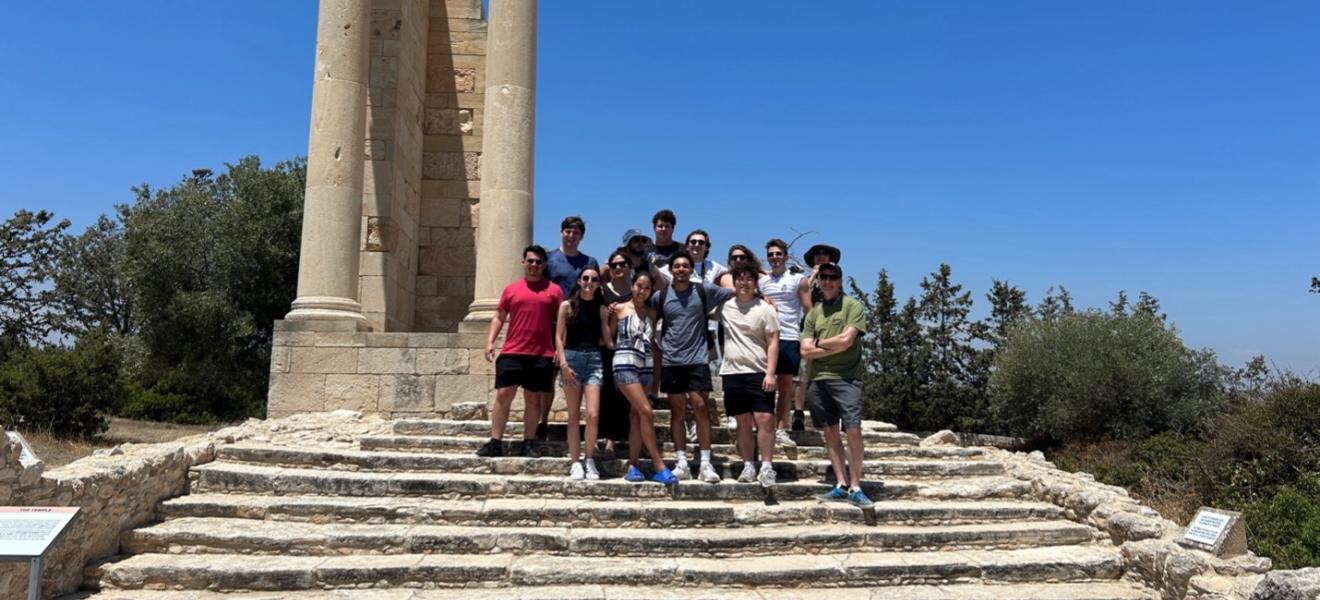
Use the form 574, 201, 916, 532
758, 272, 806, 341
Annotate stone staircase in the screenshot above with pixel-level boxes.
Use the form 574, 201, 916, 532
73, 405, 1161, 599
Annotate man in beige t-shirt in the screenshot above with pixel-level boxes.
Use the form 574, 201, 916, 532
718, 262, 780, 487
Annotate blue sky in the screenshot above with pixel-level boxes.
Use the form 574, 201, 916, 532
1, 2, 1316, 373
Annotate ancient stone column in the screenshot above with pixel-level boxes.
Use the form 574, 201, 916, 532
462, 0, 537, 327
286, 0, 372, 326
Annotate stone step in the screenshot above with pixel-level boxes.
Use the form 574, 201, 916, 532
216, 444, 1006, 479
72, 581, 1157, 600
191, 462, 1032, 502
360, 434, 984, 461
93, 545, 1122, 590
161, 493, 1066, 527
123, 517, 1095, 557
393, 420, 921, 446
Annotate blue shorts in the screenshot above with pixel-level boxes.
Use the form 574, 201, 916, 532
776, 340, 801, 376
559, 348, 604, 387
613, 365, 653, 388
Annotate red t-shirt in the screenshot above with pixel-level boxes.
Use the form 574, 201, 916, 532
497, 278, 563, 357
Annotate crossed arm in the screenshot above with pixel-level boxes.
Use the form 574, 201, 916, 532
800, 326, 860, 360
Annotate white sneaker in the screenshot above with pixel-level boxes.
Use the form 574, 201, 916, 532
726, 416, 737, 429
736, 462, 756, 483
684, 415, 697, 445
776, 429, 797, 448
569, 461, 585, 481
673, 460, 691, 480
699, 461, 721, 483
584, 459, 600, 481
758, 465, 777, 488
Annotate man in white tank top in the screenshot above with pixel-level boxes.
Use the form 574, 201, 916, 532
758, 238, 813, 446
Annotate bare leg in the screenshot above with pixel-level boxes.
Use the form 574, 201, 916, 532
583, 385, 601, 460
490, 386, 520, 441
521, 391, 540, 442
754, 411, 776, 464
538, 389, 554, 427
822, 424, 849, 486
690, 391, 712, 451
846, 426, 865, 489
621, 383, 664, 465
628, 408, 642, 467
667, 393, 687, 454
565, 383, 582, 460
775, 374, 794, 429
734, 413, 756, 462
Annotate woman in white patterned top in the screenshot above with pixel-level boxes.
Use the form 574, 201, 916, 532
607, 272, 676, 485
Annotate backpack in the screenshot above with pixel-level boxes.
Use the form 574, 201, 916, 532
657, 283, 717, 352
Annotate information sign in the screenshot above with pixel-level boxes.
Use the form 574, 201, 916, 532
1178, 506, 1247, 556
0, 507, 80, 559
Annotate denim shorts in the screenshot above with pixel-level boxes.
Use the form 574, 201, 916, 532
613, 366, 653, 389
559, 348, 603, 387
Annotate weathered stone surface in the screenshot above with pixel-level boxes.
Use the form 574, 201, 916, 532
358, 347, 418, 373
417, 347, 468, 374
921, 429, 960, 446
1251, 568, 1320, 600
324, 374, 380, 412
379, 374, 436, 412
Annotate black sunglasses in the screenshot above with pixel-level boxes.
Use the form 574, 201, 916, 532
730, 254, 749, 261
580, 275, 600, 282
687, 239, 708, 246
609, 261, 629, 268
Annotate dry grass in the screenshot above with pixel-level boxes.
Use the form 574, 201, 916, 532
18, 417, 228, 469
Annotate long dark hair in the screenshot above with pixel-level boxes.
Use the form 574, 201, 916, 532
726, 244, 764, 275
566, 265, 602, 320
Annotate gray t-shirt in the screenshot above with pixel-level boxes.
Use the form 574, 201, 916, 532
650, 282, 733, 367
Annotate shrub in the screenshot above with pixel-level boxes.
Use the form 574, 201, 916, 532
989, 310, 1226, 443
0, 333, 125, 438
1243, 475, 1320, 569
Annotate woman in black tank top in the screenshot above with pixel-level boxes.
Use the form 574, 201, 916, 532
554, 266, 610, 481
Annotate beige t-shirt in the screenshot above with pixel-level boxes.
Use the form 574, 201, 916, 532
718, 297, 780, 375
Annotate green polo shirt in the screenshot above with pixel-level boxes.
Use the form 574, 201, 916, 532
803, 295, 866, 381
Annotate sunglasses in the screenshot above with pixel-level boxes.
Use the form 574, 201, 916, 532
687, 239, 708, 246
766, 251, 785, 257
609, 261, 629, 268
730, 254, 749, 261
818, 274, 841, 281
580, 275, 600, 282
525, 259, 544, 265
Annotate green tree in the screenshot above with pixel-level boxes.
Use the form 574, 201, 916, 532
990, 305, 1226, 442
0, 210, 69, 351
0, 331, 125, 437
51, 210, 133, 336
1036, 285, 1075, 320
1311, 276, 1318, 294
850, 270, 905, 422
915, 264, 978, 430
121, 156, 305, 422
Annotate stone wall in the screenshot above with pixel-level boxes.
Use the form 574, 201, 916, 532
355, 0, 483, 333
0, 427, 215, 599
415, 0, 485, 332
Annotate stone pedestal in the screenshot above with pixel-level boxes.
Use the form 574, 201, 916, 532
463, 0, 537, 326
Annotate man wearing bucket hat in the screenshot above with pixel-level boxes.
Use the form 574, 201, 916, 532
800, 261, 874, 509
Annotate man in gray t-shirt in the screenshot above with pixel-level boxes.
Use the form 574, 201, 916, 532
649, 251, 733, 483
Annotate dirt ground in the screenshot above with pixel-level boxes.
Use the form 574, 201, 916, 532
19, 417, 229, 468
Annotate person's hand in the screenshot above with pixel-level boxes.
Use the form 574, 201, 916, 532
484, 343, 496, 362
762, 373, 776, 393
562, 364, 578, 388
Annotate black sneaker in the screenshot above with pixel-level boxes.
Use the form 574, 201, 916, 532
476, 438, 504, 457
518, 440, 541, 459
536, 421, 549, 441
792, 410, 805, 432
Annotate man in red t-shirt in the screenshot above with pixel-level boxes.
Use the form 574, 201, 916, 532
478, 245, 564, 458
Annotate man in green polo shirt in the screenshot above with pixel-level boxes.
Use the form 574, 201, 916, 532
799, 262, 873, 508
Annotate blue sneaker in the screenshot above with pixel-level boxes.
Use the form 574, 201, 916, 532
624, 465, 646, 482
849, 488, 874, 509
816, 485, 849, 502
652, 467, 679, 486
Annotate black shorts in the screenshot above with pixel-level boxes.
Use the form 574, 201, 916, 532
495, 354, 555, 392
776, 340, 802, 376
661, 363, 713, 394
721, 373, 774, 416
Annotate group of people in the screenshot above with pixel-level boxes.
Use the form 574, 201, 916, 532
476, 210, 875, 508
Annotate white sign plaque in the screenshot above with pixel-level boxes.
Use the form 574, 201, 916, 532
1184, 509, 1230, 546
0, 507, 80, 559
5, 432, 40, 467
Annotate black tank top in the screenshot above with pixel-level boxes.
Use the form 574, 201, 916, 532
565, 297, 604, 349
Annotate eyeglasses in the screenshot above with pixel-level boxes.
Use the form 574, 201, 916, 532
730, 254, 748, 262
580, 276, 600, 282
609, 261, 629, 268
525, 259, 544, 265
818, 274, 841, 281
766, 251, 785, 257
687, 239, 708, 246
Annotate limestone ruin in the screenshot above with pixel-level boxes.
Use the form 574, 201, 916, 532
1, 0, 1309, 598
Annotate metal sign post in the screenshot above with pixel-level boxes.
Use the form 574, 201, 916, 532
27, 556, 43, 600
